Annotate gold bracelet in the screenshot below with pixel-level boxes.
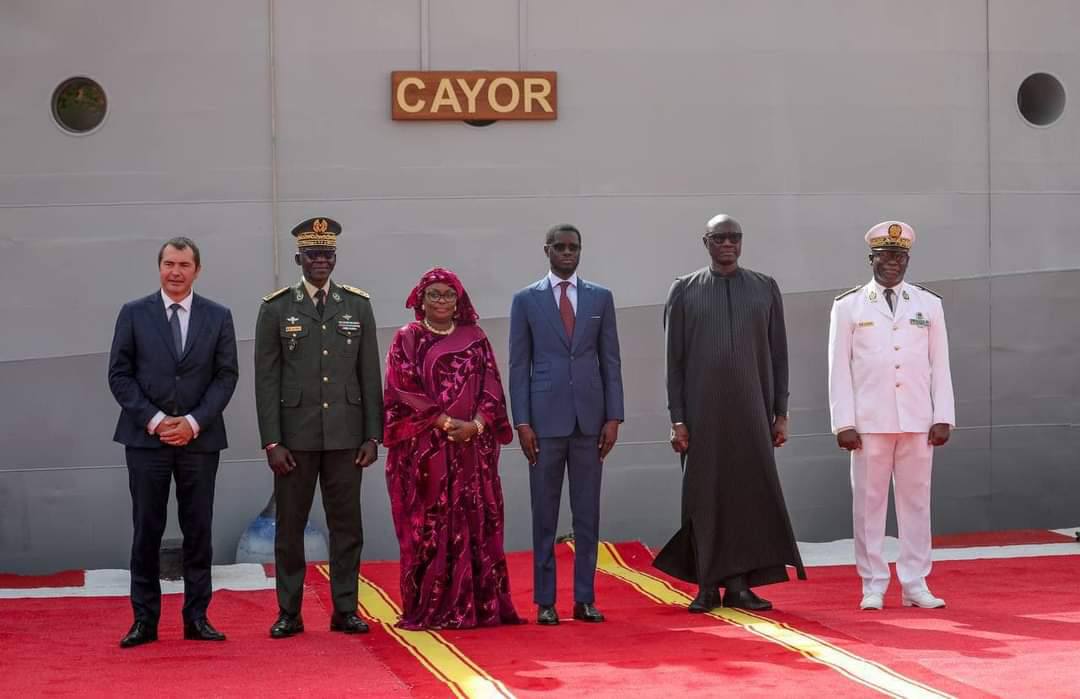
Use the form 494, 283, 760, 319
472, 418, 484, 435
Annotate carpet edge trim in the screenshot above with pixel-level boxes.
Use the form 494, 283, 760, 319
595, 542, 954, 699
315, 564, 514, 699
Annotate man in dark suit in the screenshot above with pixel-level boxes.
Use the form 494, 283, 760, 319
254, 217, 383, 639
108, 237, 239, 648
509, 223, 624, 625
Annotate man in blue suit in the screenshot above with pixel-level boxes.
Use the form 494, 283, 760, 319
108, 237, 239, 648
509, 224, 624, 625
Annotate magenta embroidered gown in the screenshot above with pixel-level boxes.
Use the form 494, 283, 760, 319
383, 321, 523, 630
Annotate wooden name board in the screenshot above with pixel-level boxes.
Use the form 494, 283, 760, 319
392, 71, 557, 121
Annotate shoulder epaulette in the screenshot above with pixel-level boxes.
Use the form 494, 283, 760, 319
834, 285, 862, 301
340, 284, 370, 299
262, 287, 289, 302
911, 283, 941, 299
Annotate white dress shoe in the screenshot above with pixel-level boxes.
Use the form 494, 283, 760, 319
859, 593, 884, 610
902, 589, 946, 608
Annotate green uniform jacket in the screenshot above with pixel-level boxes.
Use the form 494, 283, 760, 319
255, 280, 383, 451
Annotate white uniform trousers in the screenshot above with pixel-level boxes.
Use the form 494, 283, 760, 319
851, 432, 934, 596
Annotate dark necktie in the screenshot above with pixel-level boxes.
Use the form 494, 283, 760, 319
169, 303, 183, 355
315, 289, 326, 318
884, 288, 895, 313
558, 281, 575, 340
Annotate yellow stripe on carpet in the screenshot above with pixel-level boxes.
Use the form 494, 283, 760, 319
315, 564, 514, 699
590, 542, 953, 699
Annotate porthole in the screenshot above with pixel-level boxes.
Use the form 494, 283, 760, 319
52, 76, 108, 134
1017, 72, 1066, 127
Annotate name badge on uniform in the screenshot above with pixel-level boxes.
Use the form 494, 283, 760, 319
910, 312, 930, 328
857, 320, 875, 328
285, 325, 303, 333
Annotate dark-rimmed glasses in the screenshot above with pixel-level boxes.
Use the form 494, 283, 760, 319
705, 233, 742, 244
424, 290, 458, 303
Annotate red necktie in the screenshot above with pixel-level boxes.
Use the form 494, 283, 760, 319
558, 281, 575, 340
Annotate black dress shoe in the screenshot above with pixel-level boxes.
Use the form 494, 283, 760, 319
119, 621, 158, 648
572, 602, 605, 622
330, 611, 370, 634
687, 586, 721, 614
184, 618, 226, 641
269, 613, 304, 639
723, 588, 773, 611
536, 605, 559, 625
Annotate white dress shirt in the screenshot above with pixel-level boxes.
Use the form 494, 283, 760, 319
547, 271, 578, 314
147, 289, 200, 437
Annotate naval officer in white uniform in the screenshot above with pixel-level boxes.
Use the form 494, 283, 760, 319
828, 221, 955, 611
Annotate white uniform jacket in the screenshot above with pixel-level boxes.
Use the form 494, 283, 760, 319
828, 280, 955, 434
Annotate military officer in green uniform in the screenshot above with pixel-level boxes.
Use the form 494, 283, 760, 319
255, 216, 383, 638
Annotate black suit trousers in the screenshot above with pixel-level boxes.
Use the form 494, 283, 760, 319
126, 446, 219, 625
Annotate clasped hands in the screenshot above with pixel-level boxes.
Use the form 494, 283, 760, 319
154, 416, 194, 447
439, 413, 482, 444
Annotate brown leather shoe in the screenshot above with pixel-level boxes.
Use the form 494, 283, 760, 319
329, 611, 369, 634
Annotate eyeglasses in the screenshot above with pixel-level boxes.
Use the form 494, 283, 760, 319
872, 250, 909, 262
424, 290, 458, 303
549, 243, 581, 253
704, 233, 743, 244
302, 250, 336, 261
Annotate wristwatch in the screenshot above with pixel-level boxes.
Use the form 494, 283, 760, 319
264, 442, 279, 452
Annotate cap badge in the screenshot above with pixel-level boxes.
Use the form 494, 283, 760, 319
888, 223, 902, 240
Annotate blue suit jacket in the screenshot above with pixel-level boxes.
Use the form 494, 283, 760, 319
508, 277, 624, 438
108, 292, 239, 452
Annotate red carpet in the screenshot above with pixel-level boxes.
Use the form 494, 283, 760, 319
0, 569, 84, 588
5, 536, 1080, 697
328, 544, 911, 698
304, 542, 1080, 698
1, 585, 408, 698
932, 529, 1075, 548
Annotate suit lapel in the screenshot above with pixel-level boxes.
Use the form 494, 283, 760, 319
867, 282, 893, 322
533, 278, 570, 348
893, 283, 917, 325
180, 295, 206, 361
571, 280, 592, 349
322, 283, 342, 322
293, 282, 321, 322
149, 292, 180, 361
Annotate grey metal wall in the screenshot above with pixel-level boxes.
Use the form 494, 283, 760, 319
1, 0, 1077, 573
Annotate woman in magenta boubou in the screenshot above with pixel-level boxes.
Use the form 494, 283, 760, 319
383, 267, 523, 630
